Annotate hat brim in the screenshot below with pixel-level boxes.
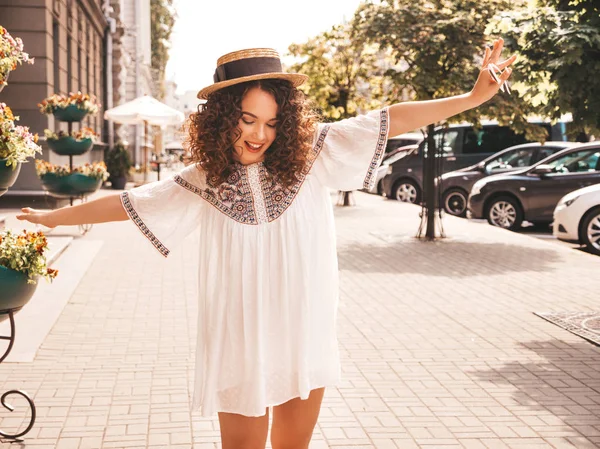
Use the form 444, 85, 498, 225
197, 73, 308, 100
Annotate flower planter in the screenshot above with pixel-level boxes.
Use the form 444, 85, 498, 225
46, 136, 93, 156
40, 172, 102, 198
0, 159, 22, 197
0, 265, 38, 313
52, 105, 89, 122
109, 175, 127, 189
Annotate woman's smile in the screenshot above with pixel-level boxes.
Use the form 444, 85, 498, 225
245, 141, 264, 153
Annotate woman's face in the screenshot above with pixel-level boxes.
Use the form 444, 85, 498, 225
233, 86, 278, 165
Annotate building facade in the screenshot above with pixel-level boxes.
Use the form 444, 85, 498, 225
0, 0, 108, 205
0, 0, 153, 206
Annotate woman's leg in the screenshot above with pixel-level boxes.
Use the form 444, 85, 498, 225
218, 409, 269, 449
270, 388, 325, 449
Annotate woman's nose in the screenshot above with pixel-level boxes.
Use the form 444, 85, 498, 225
253, 124, 266, 141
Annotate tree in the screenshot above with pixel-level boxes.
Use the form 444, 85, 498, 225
487, 0, 600, 140
287, 22, 389, 121
355, 0, 543, 239
150, 0, 176, 100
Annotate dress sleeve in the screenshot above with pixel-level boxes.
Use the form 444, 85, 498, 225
311, 107, 390, 191
119, 164, 205, 258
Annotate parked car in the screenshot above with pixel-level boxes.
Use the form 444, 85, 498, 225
381, 120, 568, 203
367, 145, 419, 195
439, 142, 577, 216
362, 133, 423, 195
467, 142, 600, 231
385, 133, 423, 156
553, 183, 600, 255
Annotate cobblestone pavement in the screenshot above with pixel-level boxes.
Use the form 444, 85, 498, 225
1, 189, 599, 449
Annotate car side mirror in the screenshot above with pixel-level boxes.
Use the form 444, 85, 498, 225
532, 164, 554, 176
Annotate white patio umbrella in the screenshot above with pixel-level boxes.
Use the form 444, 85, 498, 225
104, 95, 185, 181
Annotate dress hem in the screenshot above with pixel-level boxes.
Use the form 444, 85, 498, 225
190, 380, 340, 418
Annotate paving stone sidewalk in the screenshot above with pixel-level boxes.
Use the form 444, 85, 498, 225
1, 189, 599, 449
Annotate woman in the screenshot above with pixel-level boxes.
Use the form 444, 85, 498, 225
17, 40, 514, 449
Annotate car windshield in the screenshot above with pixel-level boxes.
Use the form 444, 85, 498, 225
544, 149, 600, 173
486, 149, 532, 171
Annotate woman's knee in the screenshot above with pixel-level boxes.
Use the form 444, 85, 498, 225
218, 410, 269, 449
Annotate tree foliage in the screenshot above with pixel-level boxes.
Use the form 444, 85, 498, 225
487, 0, 600, 139
287, 23, 389, 121
151, 0, 175, 99
354, 0, 547, 141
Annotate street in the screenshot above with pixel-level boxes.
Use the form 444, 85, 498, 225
1, 189, 599, 448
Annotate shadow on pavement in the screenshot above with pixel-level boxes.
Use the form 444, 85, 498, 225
337, 240, 562, 276
471, 340, 600, 448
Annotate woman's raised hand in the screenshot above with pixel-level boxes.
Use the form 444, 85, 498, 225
470, 37, 517, 106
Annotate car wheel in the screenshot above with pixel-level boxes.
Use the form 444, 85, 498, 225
581, 207, 600, 256
443, 188, 468, 217
393, 179, 420, 203
486, 196, 523, 231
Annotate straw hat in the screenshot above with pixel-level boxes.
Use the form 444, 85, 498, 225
197, 48, 308, 100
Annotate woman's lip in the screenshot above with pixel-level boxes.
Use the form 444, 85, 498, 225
244, 141, 263, 153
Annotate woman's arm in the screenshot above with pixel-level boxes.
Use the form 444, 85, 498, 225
16, 193, 128, 228
387, 38, 516, 137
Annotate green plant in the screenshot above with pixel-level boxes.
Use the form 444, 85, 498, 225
105, 142, 133, 178
0, 103, 42, 169
0, 26, 34, 87
0, 229, 58, 283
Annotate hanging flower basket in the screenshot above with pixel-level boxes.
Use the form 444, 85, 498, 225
0, 103, 42, 170
38, 92, 100, 122
0, 158, 22, 196
0, 26, 34, 91
46, 136, 93, 155
0, 265, 38, 312
44, 127, 96, 155
51, 104, 89, 122
0, 229, 57, 312
40, 172, 103, 198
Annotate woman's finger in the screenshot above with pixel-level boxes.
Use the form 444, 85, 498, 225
482, 47, 491, 68
489, 38, 504, 64
495, 54, 517, 70
501, 67, 513, 81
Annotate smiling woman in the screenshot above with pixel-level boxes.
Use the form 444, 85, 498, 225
186, 77, 317, 188
16, 41, 515, 449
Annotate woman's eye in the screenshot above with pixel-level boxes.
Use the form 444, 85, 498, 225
267, 123, 277, 128
242, 119, 254, 125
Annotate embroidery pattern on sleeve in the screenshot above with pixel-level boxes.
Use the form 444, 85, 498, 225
362, 108, 389, 190
174, 125, 330, 225
120, 191, 170, 257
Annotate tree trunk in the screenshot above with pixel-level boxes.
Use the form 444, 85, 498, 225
424, 123, 437, 239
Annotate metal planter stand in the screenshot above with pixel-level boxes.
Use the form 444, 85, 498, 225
0, 309, 36, 441
42, 108, 99, 235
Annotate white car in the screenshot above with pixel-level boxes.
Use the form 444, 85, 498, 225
553, 183, 600, 255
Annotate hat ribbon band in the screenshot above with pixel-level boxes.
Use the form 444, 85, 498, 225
213, 57, 283, 83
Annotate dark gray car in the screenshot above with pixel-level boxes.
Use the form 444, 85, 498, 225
440, 142, 577, 216
467, 142, 600, 230
381, 121, 567, 203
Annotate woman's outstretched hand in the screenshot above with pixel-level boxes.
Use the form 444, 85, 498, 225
470, 37, 516, 106
16, 207, 56, 228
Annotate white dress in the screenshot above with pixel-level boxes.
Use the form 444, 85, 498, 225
120, 108, 389, 417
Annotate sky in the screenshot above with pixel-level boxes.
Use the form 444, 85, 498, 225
165, 0, 365, 95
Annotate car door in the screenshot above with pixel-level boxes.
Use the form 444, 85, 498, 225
524, 149, 600, 221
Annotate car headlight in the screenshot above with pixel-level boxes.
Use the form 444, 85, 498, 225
471, 180, 486, 196
560, 196, 579, 207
